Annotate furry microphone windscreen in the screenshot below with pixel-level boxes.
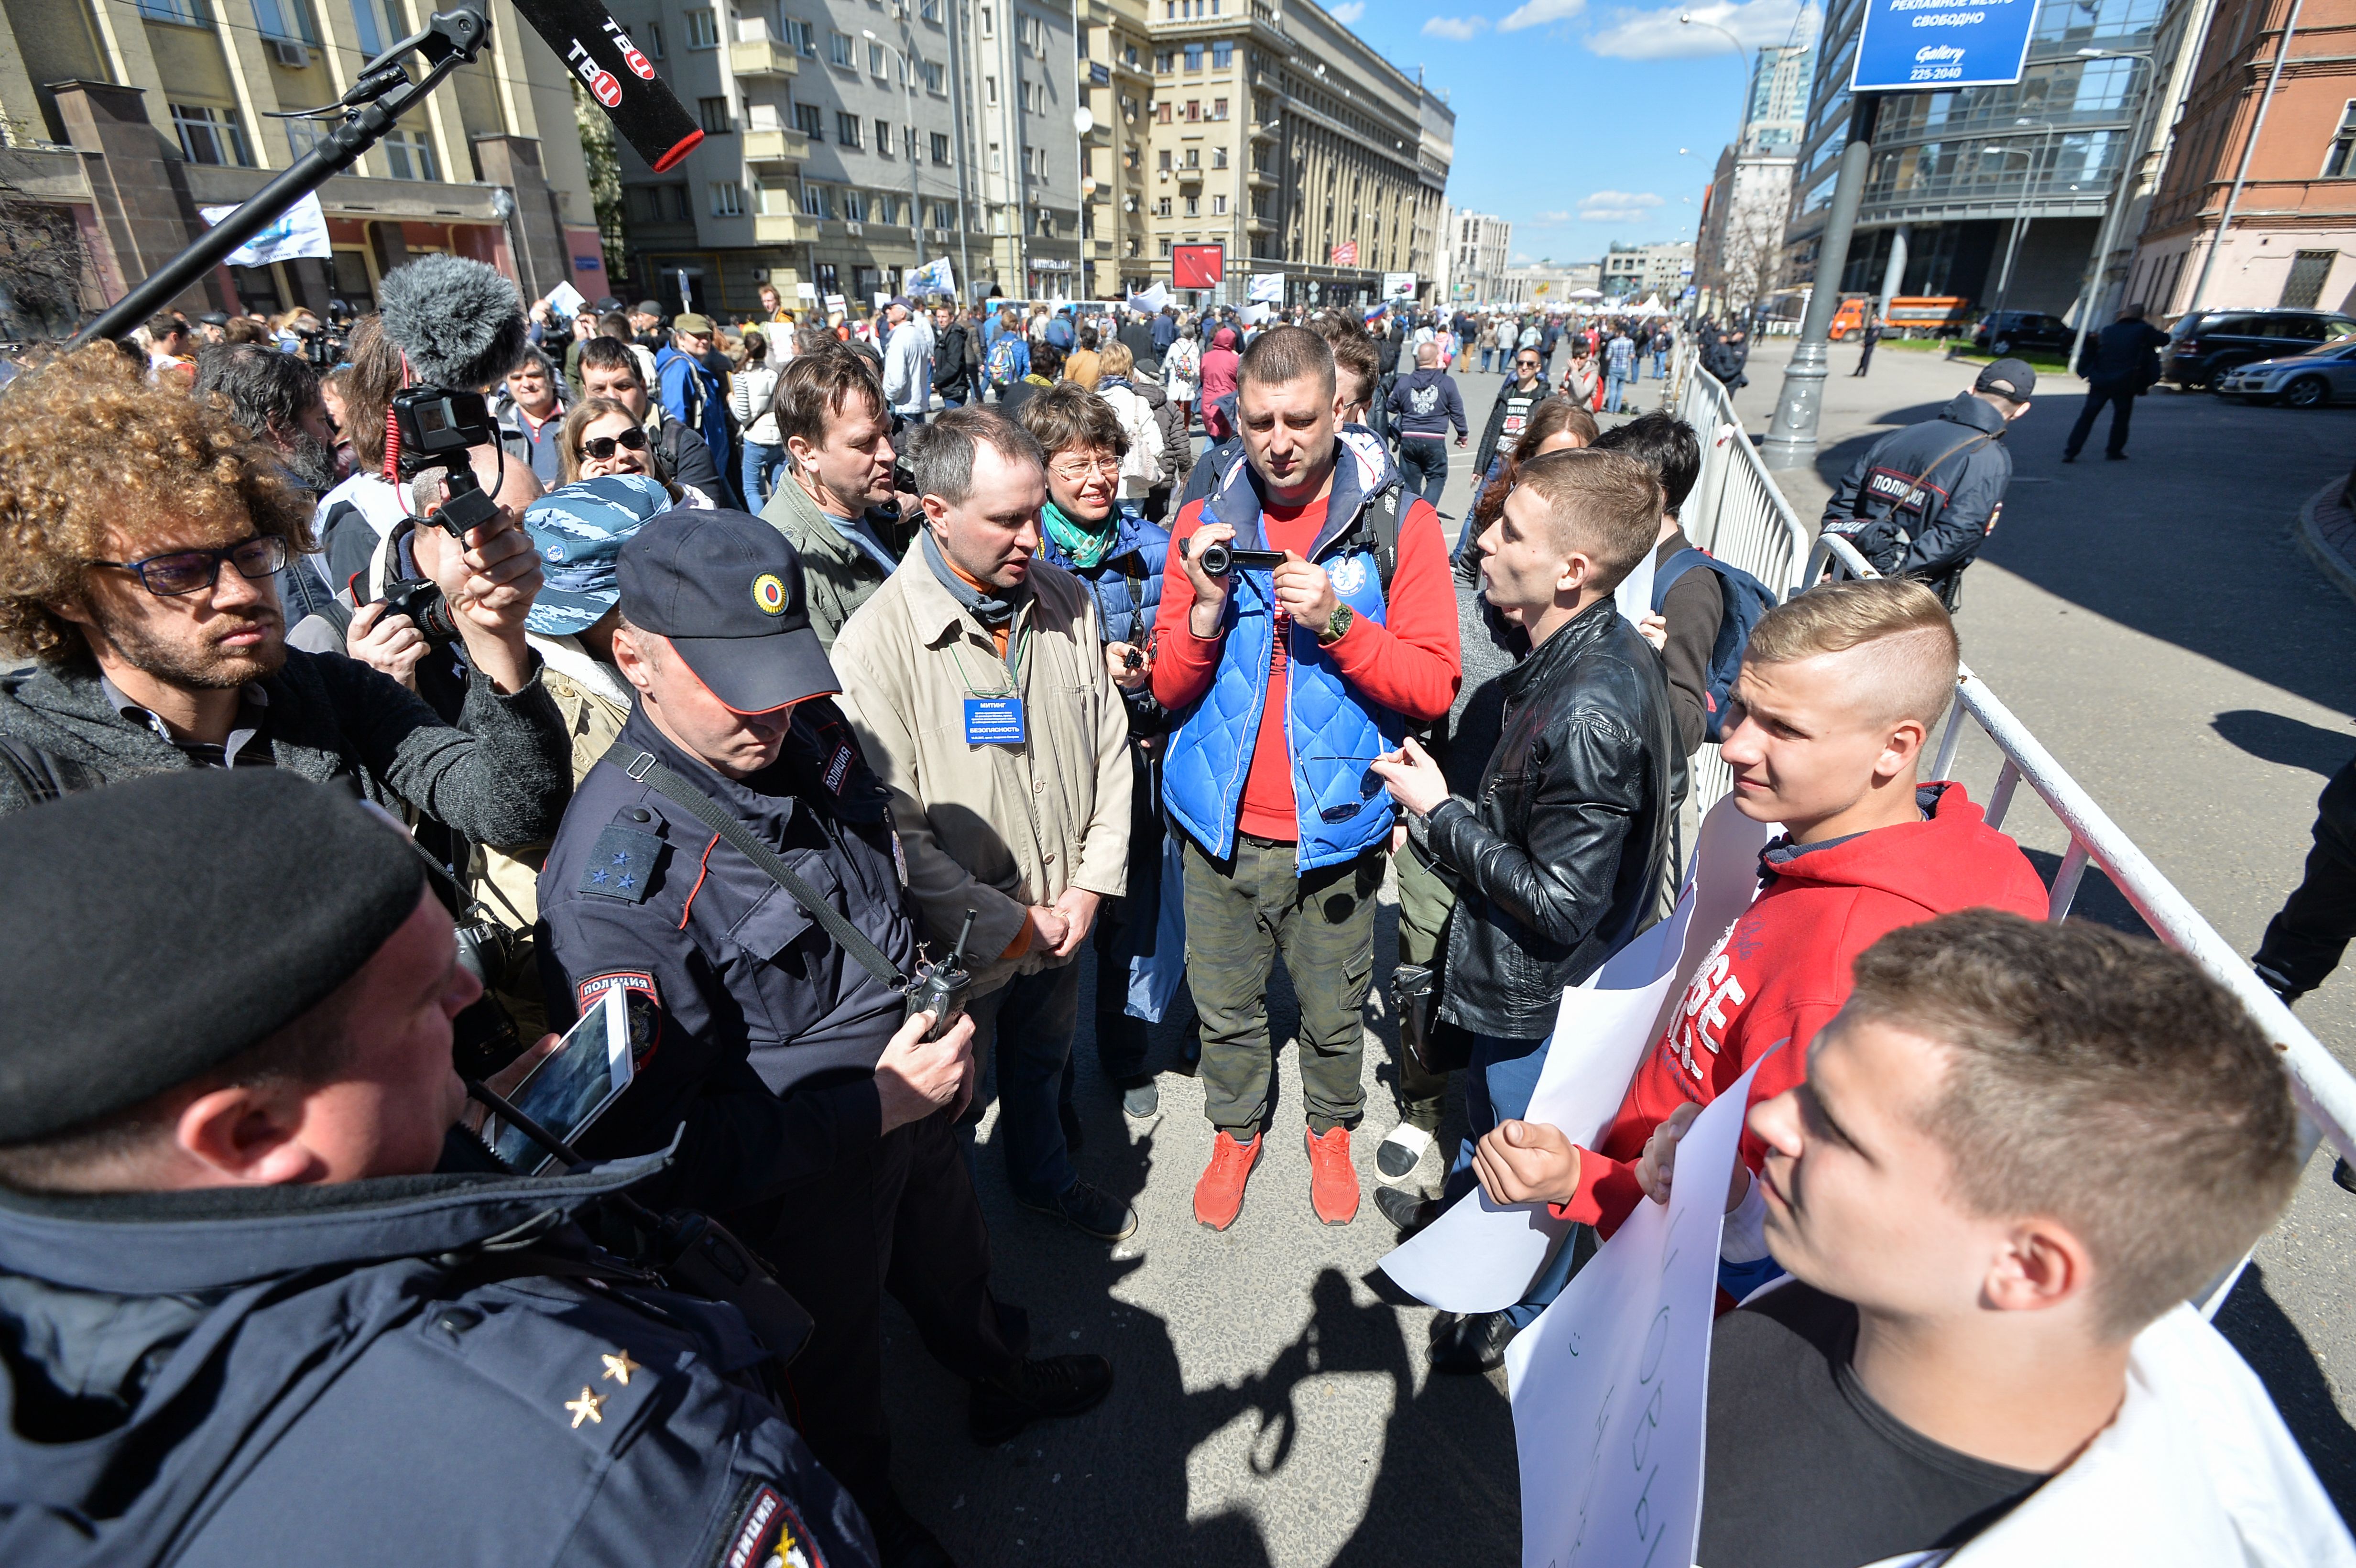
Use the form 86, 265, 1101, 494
377, 255, 530, 391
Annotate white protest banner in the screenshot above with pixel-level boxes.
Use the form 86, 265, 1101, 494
907, 256, 957, 297
1376, 795, 1772, 1314
1505, 1054, 1769, 1568
1126, 281, 1170, 314
197, 192, 330, 268
1247, 272, 1285, 305
544, 281, 588, 317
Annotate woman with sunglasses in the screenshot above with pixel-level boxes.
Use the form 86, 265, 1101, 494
556, 397, 714, 507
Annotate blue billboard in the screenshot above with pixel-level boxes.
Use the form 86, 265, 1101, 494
1850, 0, 2040, 91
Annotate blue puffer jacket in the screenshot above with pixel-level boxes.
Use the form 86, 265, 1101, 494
1038, 503, 1171, 731
1162, 428, 1404, 872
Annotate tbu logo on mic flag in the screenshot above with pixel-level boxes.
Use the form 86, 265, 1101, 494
564, 39, 622, 106
603, 19, 656, 78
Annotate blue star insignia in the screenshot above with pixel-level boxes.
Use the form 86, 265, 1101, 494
591, 869, 609, 884
619, 873, 635, 889
611, 851, 630, 865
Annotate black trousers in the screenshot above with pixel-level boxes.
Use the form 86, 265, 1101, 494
2065, 380, 2138, 457
732, 1109, 1027, 1519
2254, 755, 2356, 1000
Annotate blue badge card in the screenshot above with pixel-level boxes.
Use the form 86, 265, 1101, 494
964, 697, 1026, 746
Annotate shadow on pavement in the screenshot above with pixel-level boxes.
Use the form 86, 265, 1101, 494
2018, 846, 2154, 939
2213, 1261, 2356, 1520
2212, 709, 2356, 779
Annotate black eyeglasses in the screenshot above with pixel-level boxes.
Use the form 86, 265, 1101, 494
579, 426, 650, 461
90, 535, 288, 597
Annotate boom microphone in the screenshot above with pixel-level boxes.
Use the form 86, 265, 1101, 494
505, 0, 704, 173
379, 254, 529, 390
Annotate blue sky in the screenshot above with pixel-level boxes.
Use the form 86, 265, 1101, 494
1325, 0, 1821, 266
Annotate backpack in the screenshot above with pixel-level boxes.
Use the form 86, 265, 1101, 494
985, 332, 1022, 390
1651, 547, 1779, 743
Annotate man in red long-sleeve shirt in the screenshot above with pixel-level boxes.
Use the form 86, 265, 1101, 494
1152, 325, 1460, 1231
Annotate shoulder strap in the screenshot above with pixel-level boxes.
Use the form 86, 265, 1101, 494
605, 746, 908, 993
0, 732, 94, 804
1650, 546, 1710, 612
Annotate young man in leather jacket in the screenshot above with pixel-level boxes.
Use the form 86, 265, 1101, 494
1370, 446, 1675, 1373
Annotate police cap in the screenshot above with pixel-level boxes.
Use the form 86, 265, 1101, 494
0, 771, 425, 1144
617, 509, 840, 715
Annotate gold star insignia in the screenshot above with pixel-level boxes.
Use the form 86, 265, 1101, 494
565, 1387, 606, 1428
600, 1349, 640, 1386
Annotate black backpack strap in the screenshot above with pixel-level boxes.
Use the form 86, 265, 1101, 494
0, 733, 98, 804
605, 745, 908, 993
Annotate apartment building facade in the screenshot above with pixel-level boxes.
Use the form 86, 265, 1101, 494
1447, 208, 1512, 302
0, 0, 603, 334
1077, 0, 1153, 298
1138, 0, 1450, 308
1602, 239, 1694, 300
2127, 0, 2356, 317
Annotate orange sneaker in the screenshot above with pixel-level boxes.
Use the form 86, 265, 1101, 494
1193, 1131, 1263, 1230
1306, 1126, 1360, 1225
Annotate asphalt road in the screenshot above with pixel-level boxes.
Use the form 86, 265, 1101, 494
877, 345, 2356, 1564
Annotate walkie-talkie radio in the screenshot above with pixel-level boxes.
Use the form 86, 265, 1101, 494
905, 908, 977, 1042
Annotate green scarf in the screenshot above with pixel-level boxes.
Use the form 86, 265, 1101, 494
1042, 499, 1115, 569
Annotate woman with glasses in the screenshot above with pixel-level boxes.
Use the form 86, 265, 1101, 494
557, 397, 715, 507
1011, 382, 1180, 1128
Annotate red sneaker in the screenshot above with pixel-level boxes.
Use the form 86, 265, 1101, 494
1193, 1131, 1263, 1231
1306, 1126, 1360, 1225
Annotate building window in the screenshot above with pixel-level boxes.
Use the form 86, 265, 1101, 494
140, 0, 208, 24
837, 111, 862, 147
170, 103, 252, 166
842, 189, 867, 221
869, 41, 886, 75
920, 0, 939, 17
979, 4, 993, 35
642, 21, 664, 56
876, 117, 892, 151
1185, 100, 1200, 122
780, 18, 811, 54
988, 142, 1003, 172
1213, 194, 1226, 215
711, 181, 744, 216
2283, 249, 2336, 308
1211, 98, 1227, 120
1212, 40, 1233, 68
1183, 147, 1198, 168
381, 128, 437, 180
1156, 101, 1171, 124
1159, 237, 1172, 256
803, 183, 831, 217
251, 0, 316, 42
698, 96, 732, 134
684, 6, 718, 47
931, 199, 956, 227
829, 30, 854, 66
1184, 195, 1199, 217
1157, 149, 1171, 171
796, 102, 823, 137
1212, 146, 1227, 168
924, 60, 945, 91
931, 131, 951, 163
2327, 102, 2356, 177
1183, 43, 1202, 71
1156, 196, 1171, 216
873, 195, 895, 226
985, 75, 998, 105
1156, 50, 1173, 72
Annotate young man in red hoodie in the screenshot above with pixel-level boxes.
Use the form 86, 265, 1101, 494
1154, 326, 1460, 1230
1469, 577, 2048, 1252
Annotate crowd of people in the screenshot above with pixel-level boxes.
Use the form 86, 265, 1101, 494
0, 256, 2342, 1568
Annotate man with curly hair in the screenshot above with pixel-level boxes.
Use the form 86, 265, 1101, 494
0, 346, 572, 847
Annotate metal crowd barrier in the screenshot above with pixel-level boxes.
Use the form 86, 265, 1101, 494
1798, 531, 2356, 1181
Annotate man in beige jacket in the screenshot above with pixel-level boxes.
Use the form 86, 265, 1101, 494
832, 406, 1140, 1243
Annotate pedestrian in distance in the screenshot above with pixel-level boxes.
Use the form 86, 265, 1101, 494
1604, 324, 1638, 414
1851, 308, 1883, 377
1385, 340, 1469, 512
2063, 301, 2170, 463
731, 327, 785, 505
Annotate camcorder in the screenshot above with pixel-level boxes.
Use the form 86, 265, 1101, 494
389, 384, 502, 537
1196, 541, 1287, 577
294, 319, 349, 371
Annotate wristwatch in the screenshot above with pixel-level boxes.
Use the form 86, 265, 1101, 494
1318, 602, 1353, 646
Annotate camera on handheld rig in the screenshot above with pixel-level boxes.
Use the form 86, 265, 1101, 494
388, 384, 502, 538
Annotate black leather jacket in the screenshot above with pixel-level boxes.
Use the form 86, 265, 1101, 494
1427, 595, 1674, 1039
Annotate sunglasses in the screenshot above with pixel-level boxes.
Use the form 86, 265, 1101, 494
90, 535, 288, 597
579, 426, 650, 461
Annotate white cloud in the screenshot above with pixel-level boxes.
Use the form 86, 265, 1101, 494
1422, 14, 1490, 38
1327, 0, 1365, 19
1584, 0, 1816, 59
1578, 190, 1666, 223
1499, 0, 1586, 29
1525, 210, 1572, 227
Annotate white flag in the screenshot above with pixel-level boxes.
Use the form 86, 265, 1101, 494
199, 192, 331, 268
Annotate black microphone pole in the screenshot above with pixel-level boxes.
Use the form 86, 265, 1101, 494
69, 5, 492, 348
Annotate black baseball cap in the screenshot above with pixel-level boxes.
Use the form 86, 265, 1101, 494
1974, 357, 2037, 402
616, 509, 839, 714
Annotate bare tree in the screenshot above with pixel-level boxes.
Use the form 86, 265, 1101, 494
1713, 202, 1785, 322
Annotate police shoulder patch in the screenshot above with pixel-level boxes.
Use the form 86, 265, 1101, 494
580, 824, 663, 903
714, 1481, 829, 1568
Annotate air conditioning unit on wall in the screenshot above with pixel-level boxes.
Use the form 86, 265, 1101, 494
266, 38, 310, 67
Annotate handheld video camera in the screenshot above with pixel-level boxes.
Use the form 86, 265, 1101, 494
1196, 541, 1287, 577
389, 384, 502, 538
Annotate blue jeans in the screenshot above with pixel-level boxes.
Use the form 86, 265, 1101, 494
741, 442, 785, 506
1652, 348, 1668, 379
1396, 436, 1448, 510
1605, 372, 1632, 414
1444, 1031, 1578, 1330
1479, 348, 1494, 372
967, 961, 1081, 1204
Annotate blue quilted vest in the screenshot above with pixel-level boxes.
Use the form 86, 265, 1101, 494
1162, 429, 1403, 872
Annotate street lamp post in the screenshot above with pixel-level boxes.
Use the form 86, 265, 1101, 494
862, 28, 925, 291
1985, 119, 2060, 338
1762, 92, 1880, 471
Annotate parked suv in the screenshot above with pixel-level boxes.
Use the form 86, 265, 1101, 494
1971, 310, 2073, 356
2166, 308, 2356, 389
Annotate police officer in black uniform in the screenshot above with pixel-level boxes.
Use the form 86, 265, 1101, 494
535, 508, 1112, 1568
1819, 358, 2035, 609
0, 769, 874, 1568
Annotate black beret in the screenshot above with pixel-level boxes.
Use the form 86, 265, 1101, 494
0, 771, 425, 1144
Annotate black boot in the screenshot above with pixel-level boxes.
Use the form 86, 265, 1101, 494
969, 1354, 1115, 1445
864, 1487, 960, 1568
